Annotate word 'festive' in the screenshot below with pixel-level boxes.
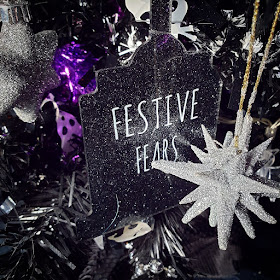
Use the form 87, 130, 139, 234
111, 89, 199, 140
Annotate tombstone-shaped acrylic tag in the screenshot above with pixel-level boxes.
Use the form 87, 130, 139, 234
79, 0, 221, 238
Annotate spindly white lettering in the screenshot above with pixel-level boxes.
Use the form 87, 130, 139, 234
165, 94, 173, 127
136, 146, 142, 174
191, 88, 199, 120
152, 97, 162, 129
136, 136, 178, 174
124, 104, 134, 137
143, 144, 150, 172
111, 89, 200, 140
177, 91, 189, 122
111, 107, 121, 140
138, 100, 148, 135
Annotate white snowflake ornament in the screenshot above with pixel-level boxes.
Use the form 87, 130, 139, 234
125, 0, 197, 41
152, 114, 280, 250
125, 0, 150, 22
171, 0, 197, 41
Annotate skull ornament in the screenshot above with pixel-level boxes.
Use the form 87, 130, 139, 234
108, 221, 152, 242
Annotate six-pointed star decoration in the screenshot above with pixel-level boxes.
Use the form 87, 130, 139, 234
0, 22, 59, 122
152, 113, 280, 250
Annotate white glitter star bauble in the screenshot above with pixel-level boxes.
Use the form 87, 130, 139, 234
0, 22, 60, 123
152, 114, 280, 250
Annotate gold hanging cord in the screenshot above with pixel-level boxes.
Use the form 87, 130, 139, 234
234, 0, 280, 148
247, 2, 280, 114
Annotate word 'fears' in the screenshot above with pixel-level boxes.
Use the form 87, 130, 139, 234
136, 136, 178, 174
111, 88, 199, 140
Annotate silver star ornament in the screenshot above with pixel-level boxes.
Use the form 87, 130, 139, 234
152, 113, 280, 250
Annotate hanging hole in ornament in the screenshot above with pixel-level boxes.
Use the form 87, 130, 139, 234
69, 119, 75, 126
62, 126, 68, 135
40, 100, 58, 122
140, 12, 149, 21
172, 1, 178, 11
128, 223, 138, 229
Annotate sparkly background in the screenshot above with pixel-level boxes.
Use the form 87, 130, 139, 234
1, 0, 280, 279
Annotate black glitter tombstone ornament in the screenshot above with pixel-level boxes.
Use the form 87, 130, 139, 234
79, 0, 221, 238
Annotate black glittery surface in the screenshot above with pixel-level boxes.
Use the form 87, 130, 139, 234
79, 0, 221, 238
151, 0, 171, 33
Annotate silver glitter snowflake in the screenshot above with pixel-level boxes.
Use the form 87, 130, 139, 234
152, 113, 280, 250
0, 22, 59, 122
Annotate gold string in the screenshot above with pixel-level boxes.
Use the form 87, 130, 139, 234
246, 1, 280, 115
239, 0, 260, 111
234, 0, 260, 148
